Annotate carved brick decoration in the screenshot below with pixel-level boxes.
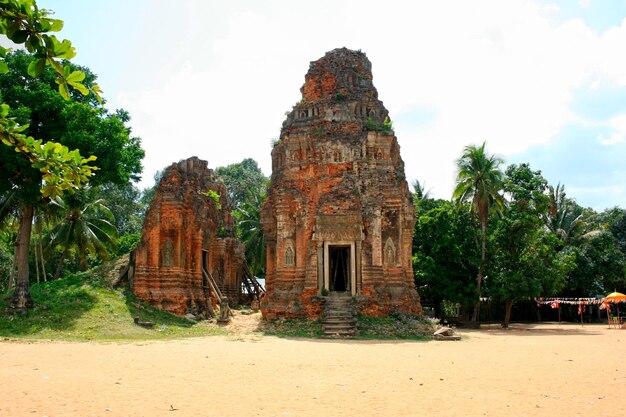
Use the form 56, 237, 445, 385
132, 157, 244, 317
261, 48, 422, 318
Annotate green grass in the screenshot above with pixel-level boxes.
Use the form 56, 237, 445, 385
355, 314, 434, 340
259, 318, 323, 338
0, 273, 227, 341
257, 314, 434, 340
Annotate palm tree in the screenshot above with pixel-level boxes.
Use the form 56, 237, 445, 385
45, 186, 118, 277
235, 194, 266, 277
411, 179, 432, 201
453, 142, 505, 323
544, 183, 600, 244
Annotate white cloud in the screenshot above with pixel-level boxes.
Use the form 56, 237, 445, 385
112, 0, 626, 207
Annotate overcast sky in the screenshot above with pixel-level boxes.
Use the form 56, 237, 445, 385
43, 0, 626, 210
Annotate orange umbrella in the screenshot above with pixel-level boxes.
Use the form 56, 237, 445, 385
603, 292, 626, 303
603, 292, 626, 328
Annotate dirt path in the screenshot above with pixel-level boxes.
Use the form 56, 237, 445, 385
1, 320, 624, 417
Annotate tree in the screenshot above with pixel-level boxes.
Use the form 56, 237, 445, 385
487, 164, 572, 328
0, 0, 101, 198
215, 158, 269, 210
412, 198, 479, 318
452, 142, 505, 324
602, 207, 626, 256
235, 195, 266, 277
544, 183, 600, 246
97, 182, 144, 237
0, 51, 143, 311
562, 232, 626, 296
44, 186, 118, 275
215, 159, 269, 276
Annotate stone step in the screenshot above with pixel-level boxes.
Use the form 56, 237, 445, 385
322, 318, 357, 325
322, 329, 356, 338
321, 294, 357, 338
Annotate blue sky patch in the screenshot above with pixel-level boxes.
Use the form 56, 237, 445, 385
571, 83, 626, 121
509, 122, 626, 208
540, 0, 626, 32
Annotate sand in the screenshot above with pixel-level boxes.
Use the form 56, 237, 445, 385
1, 319, 624, 417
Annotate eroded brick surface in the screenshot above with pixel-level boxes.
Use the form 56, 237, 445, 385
132, 157, 244, 317
261, 48, 421, 319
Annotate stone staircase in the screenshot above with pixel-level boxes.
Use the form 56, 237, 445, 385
321, 293, 357, 338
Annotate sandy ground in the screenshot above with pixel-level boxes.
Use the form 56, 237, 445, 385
1, 317, 625, 417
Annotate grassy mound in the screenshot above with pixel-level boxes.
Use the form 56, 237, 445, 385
0, 272, 226, 341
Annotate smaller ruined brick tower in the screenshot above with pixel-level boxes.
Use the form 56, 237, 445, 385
132, 157, 244, 317
261, 48, 421, 319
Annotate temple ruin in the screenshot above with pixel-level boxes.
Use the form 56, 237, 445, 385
130, 157, 246, 317
261, 48, 422, 319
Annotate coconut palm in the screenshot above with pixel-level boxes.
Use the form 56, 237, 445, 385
453, 142, 505, 323
235, 194, 266, 277
544, 183, 600, 244
45, 186, 118, 277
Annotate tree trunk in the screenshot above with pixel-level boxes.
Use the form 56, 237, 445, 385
8, 244, 18, 291
34, 237, 40, 284
9, 204, 34, 313
471, 221, 487, 324
502, 300, 513, 328
39, 238, 47, 282
54, 250, 68, 279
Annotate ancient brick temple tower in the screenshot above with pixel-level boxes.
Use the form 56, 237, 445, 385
132, 157, 244, 317
261, 48, 421, 319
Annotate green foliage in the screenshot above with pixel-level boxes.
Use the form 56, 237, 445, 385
139, 170, 163, 211
335, 90, 346, 101
0, 51, 144, 201
356, 313, 434, 340
97, 182, 144, 236
0, 1, 103, 199
216, 159, 269, 276
0, 236, 12, 292
365, 116, 393, 133
600, 207, 626, 255
117, 233, 141, 256
259, 318, 322, 338
453, 141, 505, 321
215, 158, 268, 210
235, 196, 266, 276
44, 186, 118, 273
203, 189, 222, 210
0, 272, 226, 340
0, 0, 101, 102
413, 199, 479, 309
486, 164, 574, 326
561, 232, 626, 296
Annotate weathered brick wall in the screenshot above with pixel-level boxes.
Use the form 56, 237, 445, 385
261, 48, 421, 319
132, 157, 244, 317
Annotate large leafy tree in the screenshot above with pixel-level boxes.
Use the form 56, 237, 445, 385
0, 51, 144, 311
215, 159, 269, 276
561, 232, 626, 296
602, 207, 626, 256
544, 183, 600, 246
487, 164, 573, 327
97, 182, 144, 237
412, 198, 479, 318
452, 142, 505, 324
0, 0, 106, 312
215, 158, 269, 210
0, 0, 101, 196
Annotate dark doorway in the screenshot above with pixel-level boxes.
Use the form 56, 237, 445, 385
329, 245, 350, 292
